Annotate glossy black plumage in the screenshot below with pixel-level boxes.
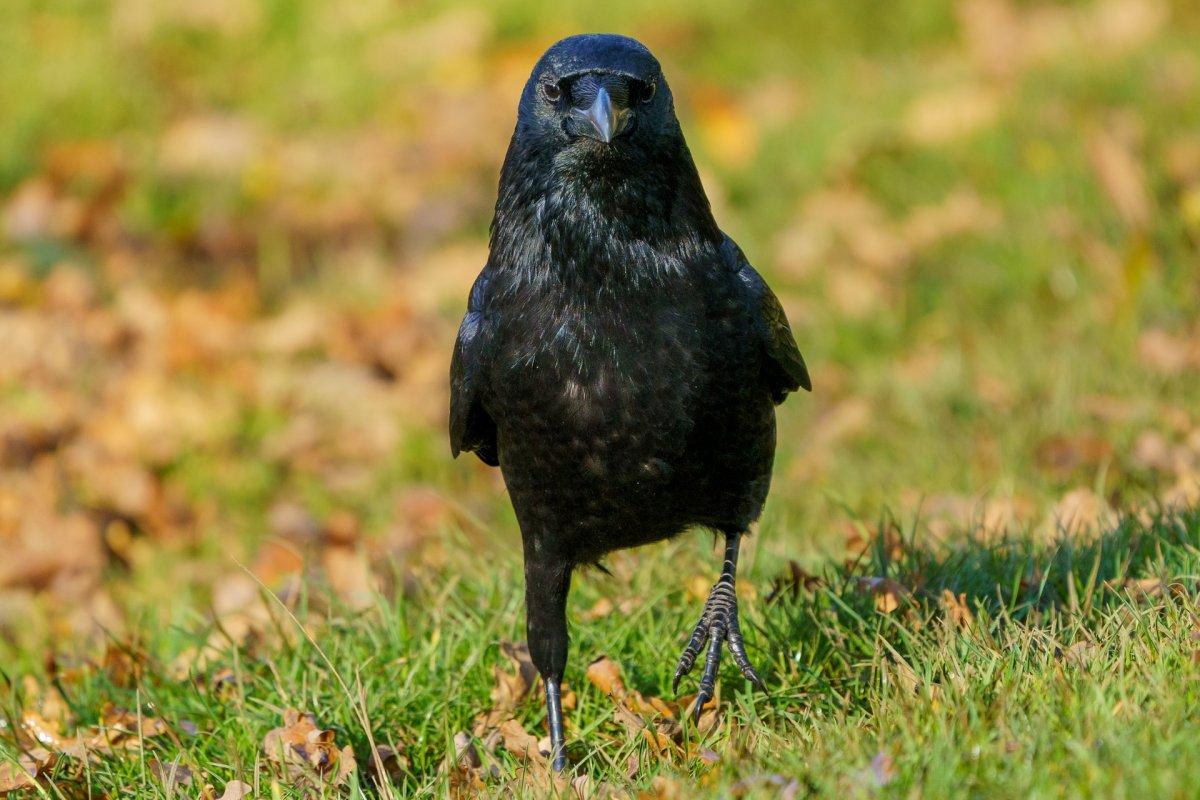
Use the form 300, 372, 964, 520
449, 33, 809, 769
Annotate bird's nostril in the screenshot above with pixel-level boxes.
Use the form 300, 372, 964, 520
569, 74, 633, 110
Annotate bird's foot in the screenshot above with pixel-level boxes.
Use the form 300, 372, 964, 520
672, 576, 763, 722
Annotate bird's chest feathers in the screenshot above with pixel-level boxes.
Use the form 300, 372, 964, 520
527, 297, 696, 402
495, 288, 703, 476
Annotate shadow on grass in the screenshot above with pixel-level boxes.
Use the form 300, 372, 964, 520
754, 504, 1200, 714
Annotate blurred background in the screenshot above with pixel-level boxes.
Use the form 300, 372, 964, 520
0, 0, 1198, 663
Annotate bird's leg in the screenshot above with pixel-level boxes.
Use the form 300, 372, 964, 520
523, 542, 572, 771
673, 531, 763, 721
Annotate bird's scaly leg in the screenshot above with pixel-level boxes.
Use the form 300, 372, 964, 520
673, 532, 763, 721
523, 542, 572, 771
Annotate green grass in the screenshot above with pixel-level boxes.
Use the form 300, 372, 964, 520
5, 509, 1200, 797
1, 0, 1200, 796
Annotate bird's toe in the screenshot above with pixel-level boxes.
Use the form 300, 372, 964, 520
673, 583, 764, 711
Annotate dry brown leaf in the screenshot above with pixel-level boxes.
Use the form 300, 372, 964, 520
1138, 329, 1200, 376
452, 731, 481, 770
828, 270, 885, 319
498, 719, 544, 761
903, 86, 1001, 145
1062, 640, 1099, 667
1104, 577, 1184, 599
1088, 128, 1152, 228
262, 709, 354, 784
684, 574, 712, 603
447, 731, 486, 798
474, 640, 539, 733
159, 115, 260, 178
1035, 434, 1114, 478
0, 748, 56, 793
367, 743, 409, 786
97, 703, 170, 746
251, 537, 305, 587
586, 655, 628, 698
940, 590, 974, 628
322, 543, 377, 610
148, 758, 193, 791
766, 560, 824, 603
856, 577, 911, 613
581, 596, 615, 621
217, 780, 253, 800
1047, 488, 1116, 537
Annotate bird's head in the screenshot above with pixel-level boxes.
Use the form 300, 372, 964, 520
514, 34, 677, 163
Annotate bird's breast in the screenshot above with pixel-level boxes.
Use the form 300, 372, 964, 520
490, 296, 701, 484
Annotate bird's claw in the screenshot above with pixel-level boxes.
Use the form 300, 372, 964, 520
672, 578, 763, 722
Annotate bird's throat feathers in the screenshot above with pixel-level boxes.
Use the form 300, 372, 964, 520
489, 133, 720, 294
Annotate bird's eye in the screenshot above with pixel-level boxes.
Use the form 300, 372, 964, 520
641, 81, 657, 103
542, 82, 562, 102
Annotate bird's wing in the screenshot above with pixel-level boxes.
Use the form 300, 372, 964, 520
722, 237, 812, 403
449, 269, 499, 466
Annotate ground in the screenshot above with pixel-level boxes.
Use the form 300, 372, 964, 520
0, 0, 1199, 797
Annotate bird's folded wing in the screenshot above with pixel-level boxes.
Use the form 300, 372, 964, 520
449, 270, 500, 466
723, 237, 812, 403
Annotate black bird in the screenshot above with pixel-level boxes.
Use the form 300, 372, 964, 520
450, 33, 809, 770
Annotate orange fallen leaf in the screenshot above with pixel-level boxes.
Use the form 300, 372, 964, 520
581, 597, 615, 621
0, 748, 56, 793
1088, 127, 1152, 228
262, 709, 355, 785
856, 577, 910, 613
474, 640, 540, 733
638, 775, 684, 799
586, 655, 627, 698
939, 590, 973, 628
498, 719, 544, 761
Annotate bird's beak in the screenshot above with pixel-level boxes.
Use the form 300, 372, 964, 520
573, 86, 630, 144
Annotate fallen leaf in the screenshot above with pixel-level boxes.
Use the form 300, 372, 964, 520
856, 577, 911, 613
1047, 488, 1115, 537
262, 709, 354, 785
638, 774, 683, 799
251, 537, 305, 588
0, 748, 56, 792
581, 596, 615, 621
474, 640, 539, 733
322, 543, 377, 610
1035, 434, 1114, 478
367, 743, 409, 785
1062, 640, 1099, 667
1104, 577, 1184, 599
586, 655, 627, 698
1138, 328, 1200, 376
98, 703, 170, 746
766, 560, 824, 602
498, 719, 544, 761
149, 758, 193, 791
159, 115, 260, 178
939, 589, 974, 628
904, 85, 1001, 145
1088, 127, 1152, 228
217, 780, 253, 800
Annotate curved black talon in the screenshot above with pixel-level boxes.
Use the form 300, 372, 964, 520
673, 533, 764, 722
